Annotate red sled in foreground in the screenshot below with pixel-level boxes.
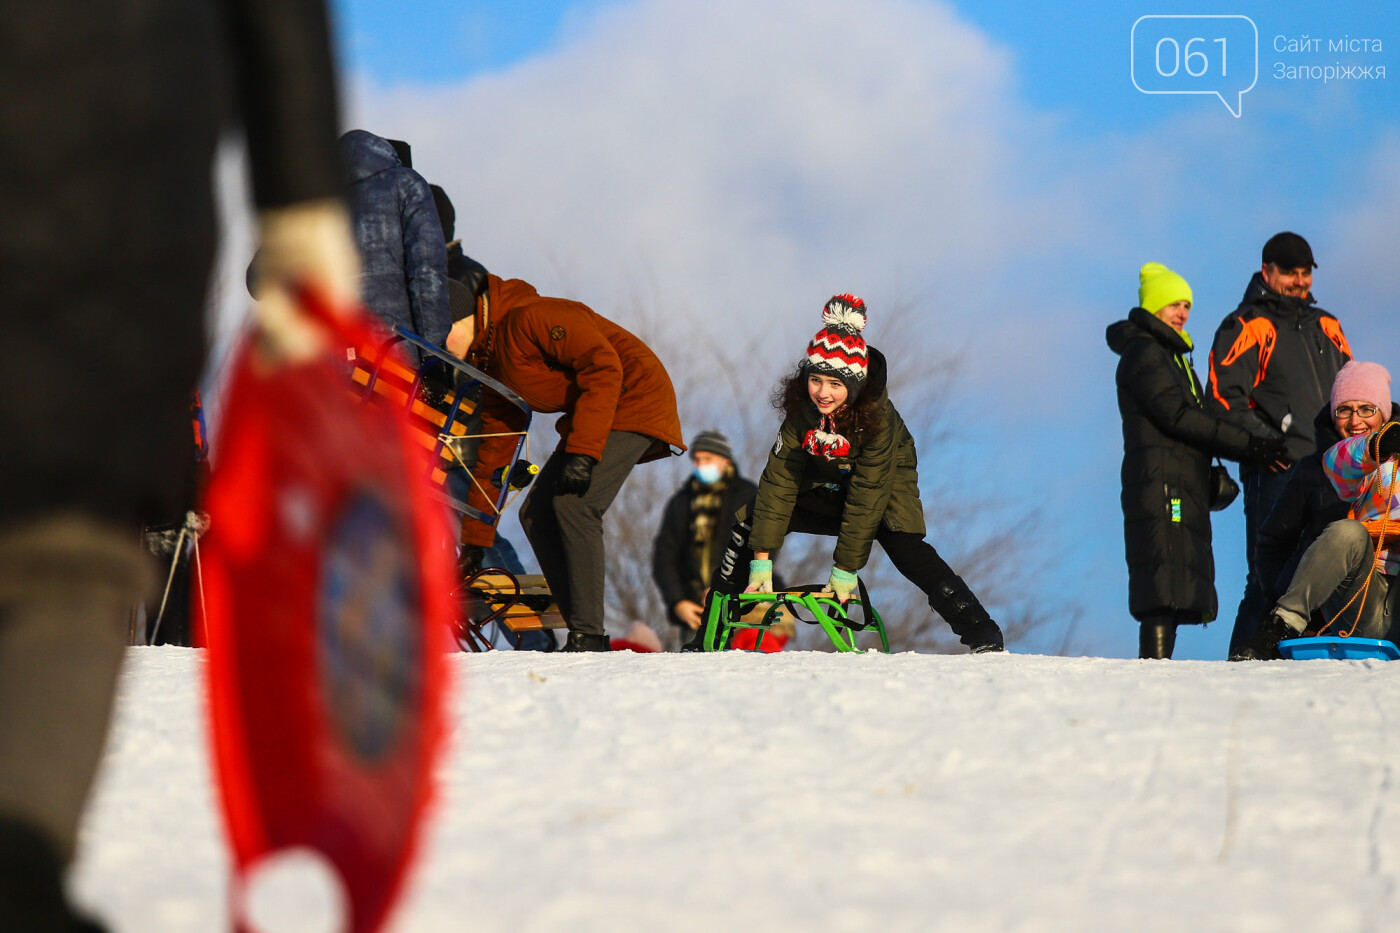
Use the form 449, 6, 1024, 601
201, 288, 456, 933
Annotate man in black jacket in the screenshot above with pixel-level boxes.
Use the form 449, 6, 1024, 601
0, 1, 354, 928
1206, 232, 1353, 656
653, 430, 759, 644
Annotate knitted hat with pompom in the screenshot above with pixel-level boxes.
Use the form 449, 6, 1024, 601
805, 294, 869, 396
801, 294, 869, 460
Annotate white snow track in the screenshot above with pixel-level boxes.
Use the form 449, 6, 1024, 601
72, 648, 1400, 932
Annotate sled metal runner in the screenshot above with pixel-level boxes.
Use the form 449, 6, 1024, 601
1277, 636, 1400, 661
703, 588, 890, 653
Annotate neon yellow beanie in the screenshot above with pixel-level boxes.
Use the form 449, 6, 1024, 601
1138, 262, 1193, 314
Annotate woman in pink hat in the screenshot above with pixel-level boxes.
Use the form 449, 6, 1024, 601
1237, 361, 1400, 659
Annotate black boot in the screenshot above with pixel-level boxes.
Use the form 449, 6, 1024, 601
1229, 611, 1296, 661
0, 816, 108, 932
1138, 620, 1177, 659
561, 631, 611, 652
931, 575, 1005, 653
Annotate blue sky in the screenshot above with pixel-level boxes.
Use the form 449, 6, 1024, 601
315, 0, 1400, 658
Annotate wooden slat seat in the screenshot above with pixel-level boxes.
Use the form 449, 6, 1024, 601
464, 571, 566, 633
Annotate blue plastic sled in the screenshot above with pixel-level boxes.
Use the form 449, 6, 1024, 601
1277, 637, 1400, 661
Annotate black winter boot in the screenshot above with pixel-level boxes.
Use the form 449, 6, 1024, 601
0, 816, 108, 932
1138, 620, 1178, 659
1229, 611, 1296, 661
930, 575, 1005, 653
561, 631, 611, 652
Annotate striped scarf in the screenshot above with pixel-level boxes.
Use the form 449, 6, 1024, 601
688, 469, 731, 592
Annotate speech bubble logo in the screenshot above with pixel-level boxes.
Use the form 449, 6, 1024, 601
1131, 15, 1258, 117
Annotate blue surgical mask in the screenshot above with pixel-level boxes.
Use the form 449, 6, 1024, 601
693, 463, 723, 485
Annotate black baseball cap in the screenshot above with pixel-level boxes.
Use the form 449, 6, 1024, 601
1262, 231, 1317, 270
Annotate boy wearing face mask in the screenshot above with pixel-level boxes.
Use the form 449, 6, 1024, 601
652, 430, 759, 642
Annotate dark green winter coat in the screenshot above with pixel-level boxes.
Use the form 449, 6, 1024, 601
750, 351, 925, 570
1107, 307, 1257, 622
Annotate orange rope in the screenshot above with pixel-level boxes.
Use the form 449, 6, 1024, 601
1320, 428, 1400, 638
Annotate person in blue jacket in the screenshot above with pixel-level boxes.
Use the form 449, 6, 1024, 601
337, 130, 451, 359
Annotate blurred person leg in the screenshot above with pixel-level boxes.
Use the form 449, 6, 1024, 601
0, 515, 152, 929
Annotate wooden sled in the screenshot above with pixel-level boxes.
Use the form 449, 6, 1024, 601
357, 326, 561, 652
456, 569, 565, 652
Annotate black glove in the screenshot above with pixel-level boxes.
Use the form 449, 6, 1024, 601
555, 454, 596, 497
457, 545, 486, 578
1244, 433, 1288, 466
1372, 425, 1400, 463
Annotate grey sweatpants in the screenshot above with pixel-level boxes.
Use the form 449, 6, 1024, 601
1275, 518, 1399, 640
0, 514, 151, 863
519, 431, 652, 636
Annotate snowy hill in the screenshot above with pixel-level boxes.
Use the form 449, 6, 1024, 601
72, 648, 1400, 932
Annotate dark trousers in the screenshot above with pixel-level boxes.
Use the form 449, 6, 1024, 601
519, 431, 652, 636
712, 502, 1001, 648
1228, 462, 1295, 655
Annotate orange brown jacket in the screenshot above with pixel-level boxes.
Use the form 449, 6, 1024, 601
460, 275, 684, 546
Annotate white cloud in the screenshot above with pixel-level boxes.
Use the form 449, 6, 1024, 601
1327, 129, 1400, 337
344, 0, 1060, 341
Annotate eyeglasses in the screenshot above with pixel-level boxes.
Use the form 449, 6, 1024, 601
1334, 405, 1380, 420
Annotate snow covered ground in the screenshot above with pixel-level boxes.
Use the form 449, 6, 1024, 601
72, 647, 1400, 932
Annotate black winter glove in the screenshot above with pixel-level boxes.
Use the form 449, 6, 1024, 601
555, 454, 596, 497
1371, 424, 1400, 463
457, 545, 486, 578
418, 376, 449, 410
1244, 433, 1288, 466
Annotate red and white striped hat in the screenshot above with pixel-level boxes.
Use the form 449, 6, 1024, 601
805, 294, 869, 395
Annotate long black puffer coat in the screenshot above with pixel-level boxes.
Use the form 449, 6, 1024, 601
1107, 307, 1258, 622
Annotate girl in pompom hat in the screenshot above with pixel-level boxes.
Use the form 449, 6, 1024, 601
686, 295, 1006, 653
